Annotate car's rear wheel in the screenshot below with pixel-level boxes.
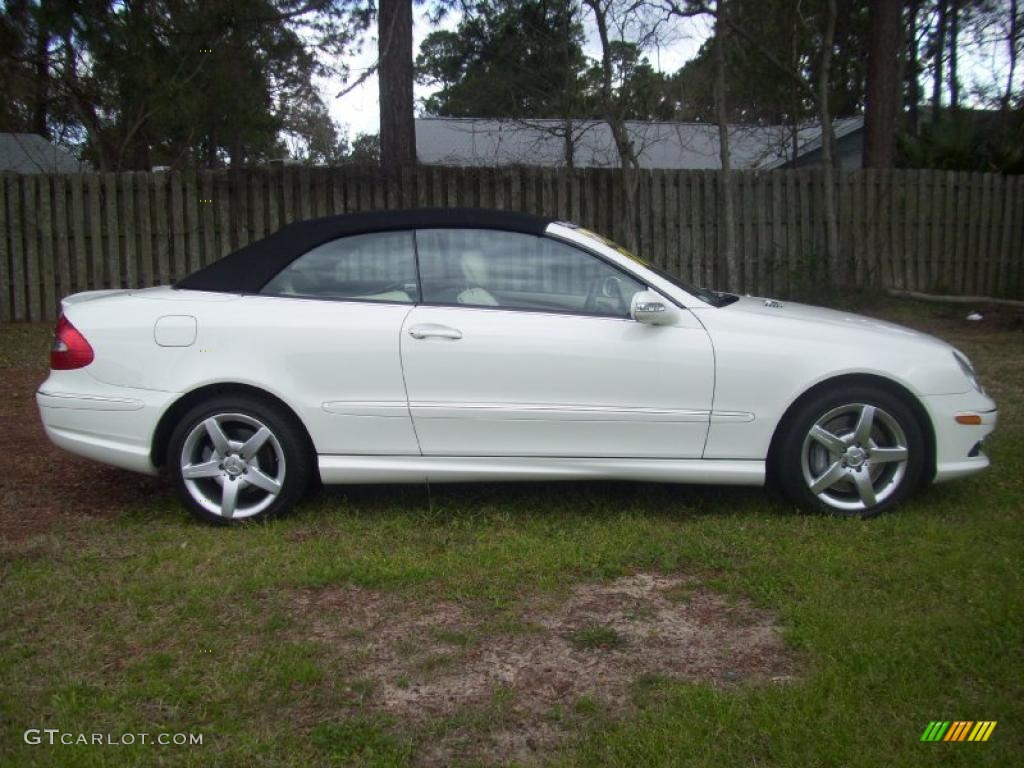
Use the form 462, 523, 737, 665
776, 385, 926, 517
168, 395, 311, 524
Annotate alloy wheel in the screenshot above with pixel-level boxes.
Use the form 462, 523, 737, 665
800, 403, 910, 513
179, 412, 286, 519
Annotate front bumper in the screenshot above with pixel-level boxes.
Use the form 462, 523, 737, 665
36, 371, 176, 476
921, 391, 997, 483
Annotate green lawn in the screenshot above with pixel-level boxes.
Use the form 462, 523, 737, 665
1, 296, 1021, 767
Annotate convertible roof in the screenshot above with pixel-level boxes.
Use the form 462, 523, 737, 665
175, 207, 554, 294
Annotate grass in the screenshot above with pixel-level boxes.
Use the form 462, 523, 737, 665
1, 295, 1022, 766
567, 625, 626, 651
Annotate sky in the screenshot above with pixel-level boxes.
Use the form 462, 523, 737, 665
321, 5, 1019, 141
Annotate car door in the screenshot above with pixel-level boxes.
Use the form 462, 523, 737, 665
400, 228, 715, 458
248, 230, 421, 456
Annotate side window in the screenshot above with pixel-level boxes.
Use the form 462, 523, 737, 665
261, 231, 418, 303
416, 229, 644, 318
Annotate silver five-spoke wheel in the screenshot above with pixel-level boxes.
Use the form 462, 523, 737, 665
800, 403, 910, 513
179, 413, 286, 519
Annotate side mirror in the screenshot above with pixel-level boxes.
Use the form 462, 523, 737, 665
630, 290, 679, 326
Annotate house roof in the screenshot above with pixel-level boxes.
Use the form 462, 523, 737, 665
0, 133, 85, 174
175, 207, 553, 294
415, 117, 864, 170
764, 116, 865, 168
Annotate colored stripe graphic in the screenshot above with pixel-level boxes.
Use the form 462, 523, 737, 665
945, 721, 972, 741
921, 721, 950, 741
973, 722, 997, 742
921, 721, 996, 742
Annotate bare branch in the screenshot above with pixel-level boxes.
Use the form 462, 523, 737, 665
336, 64, 378, 98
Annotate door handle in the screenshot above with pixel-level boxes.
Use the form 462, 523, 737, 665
408, 324, 463, 340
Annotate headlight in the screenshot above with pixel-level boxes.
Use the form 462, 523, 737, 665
953, 350, 983, 393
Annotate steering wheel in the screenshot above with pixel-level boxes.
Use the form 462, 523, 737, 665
583, 275, 626, 314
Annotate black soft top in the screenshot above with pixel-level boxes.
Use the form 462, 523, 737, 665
175, 207, 554, 294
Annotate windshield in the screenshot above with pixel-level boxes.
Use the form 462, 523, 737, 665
565, 225, 737, 308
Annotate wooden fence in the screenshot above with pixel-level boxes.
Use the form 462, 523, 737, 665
1, 165, 1022, 322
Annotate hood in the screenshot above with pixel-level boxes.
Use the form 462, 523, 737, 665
721, 295, 944, 344
699, 295, 975, 397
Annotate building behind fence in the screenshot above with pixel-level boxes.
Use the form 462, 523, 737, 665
1, 166, 1022, 322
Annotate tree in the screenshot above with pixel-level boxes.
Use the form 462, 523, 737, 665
0, 1, 364, 169
819, 0, 840, 283
583, 0, 662, 251
931, 0, 948, 121
417, 1, 680, 167
378, 0, 416, 170
905, 0, 923, 134
668, 0, 869, 142
674, 0, 845, 275
283, 98, 348, 164
346, 132, 381, 164
713, 0, 738, 291
417, 0, 588, 119
864, 0, 903, 167
663, 0, 738, 288
1006, 0, 1021, 111
949, 0, 961, 110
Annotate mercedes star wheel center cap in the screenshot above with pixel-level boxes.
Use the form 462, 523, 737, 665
845, 446, 867, 468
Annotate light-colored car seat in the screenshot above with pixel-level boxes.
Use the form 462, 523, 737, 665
334, 256, 410, 302
457, 250, 499, 306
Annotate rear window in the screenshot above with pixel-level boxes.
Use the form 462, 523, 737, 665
261, 231, 418, 304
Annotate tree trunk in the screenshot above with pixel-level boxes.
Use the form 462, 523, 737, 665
714, 0, 738, 291
949, 0, 960, 111
1005, 0, 1019, 111
32, 8, 50, 138
561, 5, 577, 169
907, 0, 921, 134
61, 29, 112, 170
790, 19, 800, 164
819, 0, 840, 286
585, 0, 639, 252
864, 0, 902, 167
378, 0, 416, 171
611, 124, 640, 254
932, 0, 947, 122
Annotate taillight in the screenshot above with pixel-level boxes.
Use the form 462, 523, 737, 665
51, 314, 94, 370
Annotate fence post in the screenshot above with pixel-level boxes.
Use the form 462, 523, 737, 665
24, 175, 41, 320
171, 170, 186, 279
104, 173, 121, 289
38, 175, 55, 319
185, 170, 201, 273
0, 175, 9, 321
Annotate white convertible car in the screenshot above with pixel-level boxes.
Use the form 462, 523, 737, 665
37, 209, 996, 523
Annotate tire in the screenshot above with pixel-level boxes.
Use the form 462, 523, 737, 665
167, 394, 312, 525
775, 384, 926, 518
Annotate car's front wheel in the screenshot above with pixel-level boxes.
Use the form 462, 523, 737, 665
168, 395, 311, 524
776, 385, 926, 517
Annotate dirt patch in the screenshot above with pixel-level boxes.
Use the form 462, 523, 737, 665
288, 572, 798, 766
0, 367, 163, 541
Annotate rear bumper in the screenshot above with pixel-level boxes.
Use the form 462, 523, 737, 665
36, 374, 176, 476
921, 391, 997, 483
